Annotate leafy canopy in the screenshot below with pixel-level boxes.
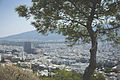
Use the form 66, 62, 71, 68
16, 0, 120, 44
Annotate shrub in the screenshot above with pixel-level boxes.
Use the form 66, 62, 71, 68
0, 65, 39, 80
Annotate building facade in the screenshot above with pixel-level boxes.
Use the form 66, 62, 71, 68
24, 42, 31, 54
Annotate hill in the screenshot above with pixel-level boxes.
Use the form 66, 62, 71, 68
0, 30, 66, 41
0, 65, 39, 80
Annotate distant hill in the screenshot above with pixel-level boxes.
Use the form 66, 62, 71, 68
0, 30, 66, 41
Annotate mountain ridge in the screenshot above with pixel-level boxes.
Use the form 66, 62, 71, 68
0, 30, 66, 41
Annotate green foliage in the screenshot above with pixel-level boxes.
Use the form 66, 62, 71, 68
15, 5, 29, 19
104, 67, 112, 73
41, 69, 106, 80
0, 65, 39, 80
0, 65, 106, 80
91, 73, 106, 80
55, 69, 82, 80
41, 69, 83, 80
15, 0, 120, 79
15, 0, 120, 45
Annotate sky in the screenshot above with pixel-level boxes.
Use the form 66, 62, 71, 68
0, 0, 35, 38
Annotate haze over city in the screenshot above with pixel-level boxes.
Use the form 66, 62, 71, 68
0, 0, 120, 80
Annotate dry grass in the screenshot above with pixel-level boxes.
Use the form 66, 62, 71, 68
0, 65, 39, 80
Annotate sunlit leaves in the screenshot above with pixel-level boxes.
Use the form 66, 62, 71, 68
15, 5, 30, 19
15, 0, 120, 44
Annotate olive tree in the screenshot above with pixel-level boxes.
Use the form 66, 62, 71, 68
15, 0, 120, 80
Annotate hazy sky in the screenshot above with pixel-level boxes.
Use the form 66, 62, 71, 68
0, 0, 35, 37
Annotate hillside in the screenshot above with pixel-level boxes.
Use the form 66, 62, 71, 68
0, 30, 66, 41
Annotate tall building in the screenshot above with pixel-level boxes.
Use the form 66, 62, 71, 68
0, 54, 1, 61
24, 42, 31, 54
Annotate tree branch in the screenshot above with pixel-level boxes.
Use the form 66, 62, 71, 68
95, 24, 120, 33
68, 0, 89, 18
60, 17, 87, 27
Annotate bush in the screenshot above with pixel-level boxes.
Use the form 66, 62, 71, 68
91, 73, 106, 80
0, 65, 106, 80
41, 69, 106, 80
0, 65, 39, 80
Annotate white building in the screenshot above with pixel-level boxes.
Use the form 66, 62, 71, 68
0, 54, 1, 61
40, 70, 48, 76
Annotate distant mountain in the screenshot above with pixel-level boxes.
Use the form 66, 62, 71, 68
0, 30, 66, 41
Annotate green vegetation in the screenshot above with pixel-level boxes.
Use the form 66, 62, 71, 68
16, 0, 120, 79
41, 69, 83, 80
91, 72, 106, 80
104, 67, 112, 73
0, 65, 106, 80
40, 69, 106, 80
0, 65, 39, 80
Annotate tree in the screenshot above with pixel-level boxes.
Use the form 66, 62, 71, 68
15, 0, 120, 80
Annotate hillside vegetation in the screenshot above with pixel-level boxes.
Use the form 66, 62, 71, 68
0, 65, 39, 80
0, 65, 106, 80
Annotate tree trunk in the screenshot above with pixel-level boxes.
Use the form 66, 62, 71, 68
83, 28, 98, 80
82, 1, 98, 79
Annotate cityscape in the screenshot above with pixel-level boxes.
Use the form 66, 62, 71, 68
0, 0, 120, 80
0, 40, 120, 80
